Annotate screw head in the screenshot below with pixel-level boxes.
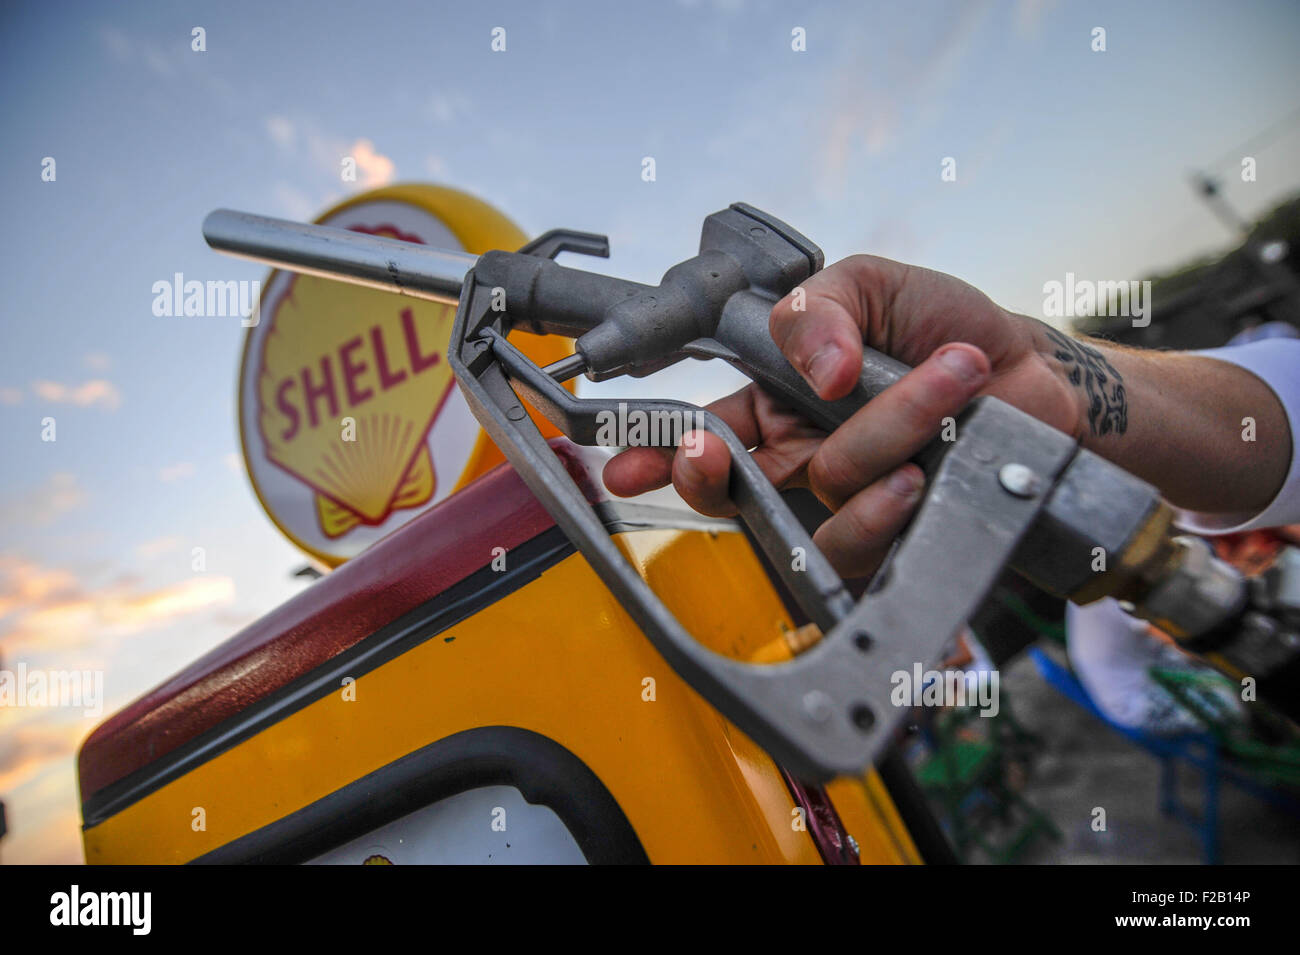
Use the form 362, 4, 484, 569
998, 462, 1041, 498
802, 690, 833, 723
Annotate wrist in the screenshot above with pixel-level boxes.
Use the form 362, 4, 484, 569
1020, 314, 1100, 444
1030, 336, 1288, 513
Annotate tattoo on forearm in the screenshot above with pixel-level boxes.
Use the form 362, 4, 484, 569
1045, 328, 1127, 436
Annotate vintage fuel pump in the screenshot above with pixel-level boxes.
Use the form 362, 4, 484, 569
202, 202, 1300, 783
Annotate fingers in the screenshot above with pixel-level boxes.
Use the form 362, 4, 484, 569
807, 343, 989, 510
671, 430, 736, 517
601, 385, 763, 500
770, 255, 913, 401
813, 464, 925, 577
604, 439, 732, 511
605, 426, 785, 518
602, 445, 675, 497
602, 382, 827, 514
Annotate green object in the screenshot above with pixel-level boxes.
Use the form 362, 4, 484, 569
1149, 666, 1300, 789
994, 587, 1066, 645
915, 701, 1060, 864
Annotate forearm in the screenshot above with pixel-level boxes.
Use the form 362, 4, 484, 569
1027, 321, 1291, 515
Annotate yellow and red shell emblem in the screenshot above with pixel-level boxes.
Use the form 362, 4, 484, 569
239, 184, 575, 567
257, 224, 455, 538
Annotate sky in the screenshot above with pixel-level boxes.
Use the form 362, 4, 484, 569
1, 0, 1298, 863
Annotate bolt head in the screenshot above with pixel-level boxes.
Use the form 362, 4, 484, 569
998, 463, 1041, 498
802, 690, 833, 723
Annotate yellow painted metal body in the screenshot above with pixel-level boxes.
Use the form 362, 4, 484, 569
83, 524, 920, 864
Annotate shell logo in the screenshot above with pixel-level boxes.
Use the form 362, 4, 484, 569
257, 229, 456, 538
239, 185, 572, 567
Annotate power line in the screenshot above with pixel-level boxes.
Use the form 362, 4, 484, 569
1206, 103, 1300, 173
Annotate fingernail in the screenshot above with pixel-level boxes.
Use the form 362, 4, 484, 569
888, 467, 922, 498
807, 343, 842, 393
937, 346, 983, 384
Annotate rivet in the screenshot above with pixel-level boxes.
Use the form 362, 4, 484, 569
802, 690, 833, 723
998, 462, 1041, 498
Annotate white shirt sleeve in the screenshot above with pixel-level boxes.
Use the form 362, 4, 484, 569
1173, 339, 1300, 534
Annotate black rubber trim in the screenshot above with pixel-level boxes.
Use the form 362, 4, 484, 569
877, 747, 959, 865
82, 504, 737, 829
191, 726, 649, 865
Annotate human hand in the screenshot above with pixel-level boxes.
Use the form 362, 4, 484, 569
603, 254, 1085, 577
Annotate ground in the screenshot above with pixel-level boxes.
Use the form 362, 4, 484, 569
950, 650, 1300, 864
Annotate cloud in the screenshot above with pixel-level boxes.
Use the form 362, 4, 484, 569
0, 386, 21, 405
349, 139, 396, 188
265, 114, 296, 149
0, 719, 87, 794
0, 555, 236, 654
260, 112, 397, 208
210, 607, 259, 631
1015, 0, 1057, 37
0, 548, 240, 862
427, 91, 470, 124
134, 536, 181, 559
83, 353, 111, 371
222, 452, 243, 473
142, 46, 173, 76
158, 462, 195, 482
99, 26, 132, 63
31, 378, 122, 410
0, 556, 78, 618
0, 717, 98, 864
98, 23, 241, 115
0, 473, 87, 528
815, 1, 994, 191
100, 575, 234, 631
98, 24, 177, 77
3, 789, 84, 864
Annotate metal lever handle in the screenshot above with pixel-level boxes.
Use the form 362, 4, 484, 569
694, 288, 910, 431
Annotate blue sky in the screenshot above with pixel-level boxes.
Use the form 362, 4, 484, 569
1, 0, 1298, 862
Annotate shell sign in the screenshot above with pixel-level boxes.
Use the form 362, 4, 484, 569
239, 184, 573, 567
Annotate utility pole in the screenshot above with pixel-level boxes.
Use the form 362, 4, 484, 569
1191, 172, 1253, 235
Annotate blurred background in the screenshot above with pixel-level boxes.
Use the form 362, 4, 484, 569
2, 0, 1299, 863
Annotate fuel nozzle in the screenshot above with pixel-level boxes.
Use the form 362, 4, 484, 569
1114, 534, 1300, 724
1126, 535, 1248, 641
573, 203, 823, 380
